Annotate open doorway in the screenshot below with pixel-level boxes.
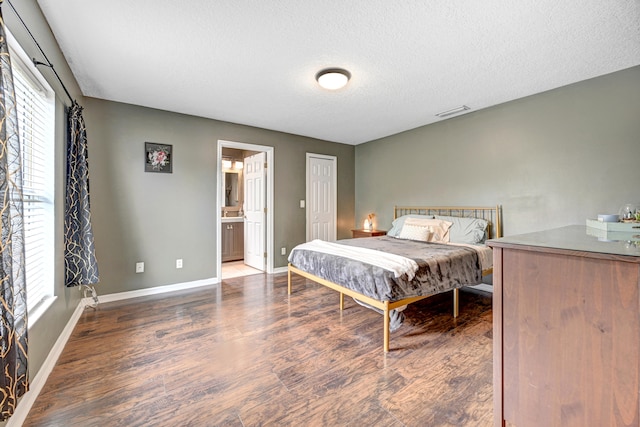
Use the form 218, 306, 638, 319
217, 140, 274, 281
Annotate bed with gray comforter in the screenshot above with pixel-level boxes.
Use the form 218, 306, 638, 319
288, 235, 482, 340
289, 236, 481, 301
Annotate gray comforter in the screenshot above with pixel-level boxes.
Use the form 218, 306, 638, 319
288, 236, 482, 329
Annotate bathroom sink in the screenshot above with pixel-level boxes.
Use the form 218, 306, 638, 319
222, 216, 244, 223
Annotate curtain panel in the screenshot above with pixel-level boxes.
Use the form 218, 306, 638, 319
0, 5, 29, 421
64, 101, 99, 287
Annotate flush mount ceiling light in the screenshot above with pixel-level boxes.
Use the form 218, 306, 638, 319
435, 105, 471, 118
316, 68, 351, 90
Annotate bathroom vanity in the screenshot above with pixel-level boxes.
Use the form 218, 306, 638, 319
221, 218, 244, 262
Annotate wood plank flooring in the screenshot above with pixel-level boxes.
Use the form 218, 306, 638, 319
23, 272, 493, 426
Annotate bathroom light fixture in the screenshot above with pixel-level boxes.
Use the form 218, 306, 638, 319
222, 159, 232, 169
234, 161, 243, 170
435, 105, 470, 118
316, 68, 351, 90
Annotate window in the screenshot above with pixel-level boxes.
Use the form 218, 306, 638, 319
7, 29, 55, 317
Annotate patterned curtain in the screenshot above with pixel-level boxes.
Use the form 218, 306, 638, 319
64, 101, 99, 288
0, 5, 29, 421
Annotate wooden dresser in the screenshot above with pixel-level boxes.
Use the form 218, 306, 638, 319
488, 225, 640, 427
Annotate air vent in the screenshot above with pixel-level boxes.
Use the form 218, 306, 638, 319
435, 105, 470, 118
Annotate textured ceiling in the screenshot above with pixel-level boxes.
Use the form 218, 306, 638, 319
37, 0, 640, 145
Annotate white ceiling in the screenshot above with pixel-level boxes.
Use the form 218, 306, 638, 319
37, 0, 640, 145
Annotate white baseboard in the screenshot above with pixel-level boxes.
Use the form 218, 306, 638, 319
272, 266, 288, 274
7, 299, 86, 427
96, 277, 220, 304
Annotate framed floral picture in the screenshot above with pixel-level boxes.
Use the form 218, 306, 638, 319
145, 142, 172, 173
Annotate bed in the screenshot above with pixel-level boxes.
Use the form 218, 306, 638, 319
287, 205, 502, 352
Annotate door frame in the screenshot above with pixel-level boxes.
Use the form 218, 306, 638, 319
217, 140, 274, 279
306, 153, 337, 242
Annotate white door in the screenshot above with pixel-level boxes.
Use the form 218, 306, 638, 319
244, 152, 266, 270
307, 154, 337, 241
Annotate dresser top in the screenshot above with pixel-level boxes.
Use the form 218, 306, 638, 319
487, 225, 640, 259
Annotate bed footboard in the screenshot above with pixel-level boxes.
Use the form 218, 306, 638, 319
288, 263, 459, 352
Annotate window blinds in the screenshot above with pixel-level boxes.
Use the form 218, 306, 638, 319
11, 49, 54, 313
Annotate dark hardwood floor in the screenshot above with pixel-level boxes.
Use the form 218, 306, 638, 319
24, 273, 493, 426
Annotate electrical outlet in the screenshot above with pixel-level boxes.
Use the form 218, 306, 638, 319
281, 247, 286, 255
136, 262, 144, 273
176, 259, 183, 269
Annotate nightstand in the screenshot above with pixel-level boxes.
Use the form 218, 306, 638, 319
351, 229, 387, 238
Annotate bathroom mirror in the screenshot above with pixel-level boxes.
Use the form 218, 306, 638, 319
223, 172, 239, 207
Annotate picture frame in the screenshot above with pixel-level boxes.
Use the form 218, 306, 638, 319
145, 142, 172, 173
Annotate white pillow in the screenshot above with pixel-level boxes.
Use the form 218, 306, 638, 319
397, 223, 432, 241
404, 218, 453, 243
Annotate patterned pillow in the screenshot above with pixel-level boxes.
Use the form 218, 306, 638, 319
403, 218, 453, 243
387, 214, 434, 237
397, 223, 431, 241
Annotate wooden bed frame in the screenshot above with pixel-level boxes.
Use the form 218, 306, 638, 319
288, 205, 502, 352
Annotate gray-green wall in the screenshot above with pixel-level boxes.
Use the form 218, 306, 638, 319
355, 66, 640, 237
5, 0, 640, 408
84, 98, 355, 295
5, 0, 356, 389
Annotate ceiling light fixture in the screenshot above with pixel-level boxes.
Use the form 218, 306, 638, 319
316, 68, 351, 90
435, 105, 470, 118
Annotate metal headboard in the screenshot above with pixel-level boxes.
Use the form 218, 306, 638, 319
394, 205, 502, 239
